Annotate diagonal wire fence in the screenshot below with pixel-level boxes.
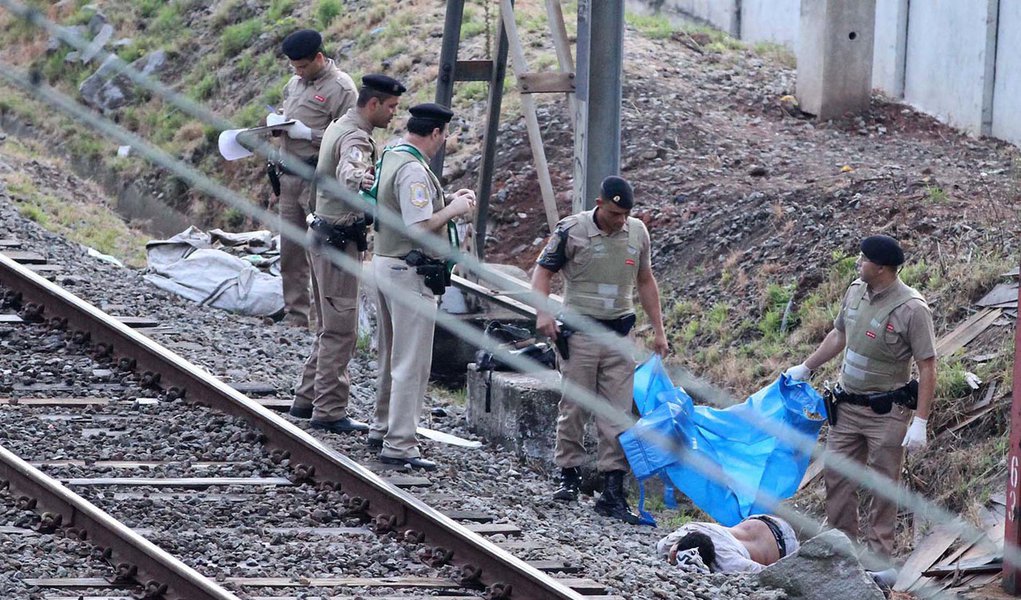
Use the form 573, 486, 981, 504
0, 2, 1010, 596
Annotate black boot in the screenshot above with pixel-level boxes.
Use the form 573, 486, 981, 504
552, 467, 581, 502
593, 470, 642, 525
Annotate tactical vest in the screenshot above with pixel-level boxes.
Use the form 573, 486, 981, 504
562, 213, 642, 319
374, 147, 445, 258
315, 112, 375, 223
839, 280, 924, 394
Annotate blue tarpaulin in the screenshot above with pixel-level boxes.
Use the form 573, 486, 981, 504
622, 356, 826, 526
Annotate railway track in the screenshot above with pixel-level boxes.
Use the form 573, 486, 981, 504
0, 249, 617, 599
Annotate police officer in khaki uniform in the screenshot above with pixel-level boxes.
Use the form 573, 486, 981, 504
532, 176, 669, 524
786, 234, 936, 576
288, 74, 406, 433
271, 29, 357, 327
371, 103, 476, 470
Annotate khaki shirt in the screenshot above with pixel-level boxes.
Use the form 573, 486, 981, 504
835, 279, 937, 364
280, 58, 357, 159
315, 108, 375, 223
394, 161, 440, 227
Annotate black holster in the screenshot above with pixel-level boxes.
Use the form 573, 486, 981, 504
404, 249, 449, 296
310, 216, 370, 252
266, 162, 281, 197
553, 321, 574, 361
822, 382, 838, 427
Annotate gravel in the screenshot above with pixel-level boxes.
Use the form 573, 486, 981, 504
0, 189, 784, 599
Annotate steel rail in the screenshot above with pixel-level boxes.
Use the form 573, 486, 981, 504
0, 252, 584, 599
0, 444, 241, 600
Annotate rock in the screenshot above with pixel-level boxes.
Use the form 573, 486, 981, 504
79, 50, 167, 112
757, 530, 884, 600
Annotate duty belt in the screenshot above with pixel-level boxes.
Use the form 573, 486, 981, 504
832, 380, 919, 413
278, 155, 319, 176
309, 215, 370, 252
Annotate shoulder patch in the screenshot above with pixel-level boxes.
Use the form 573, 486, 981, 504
348, 147, 363, 162
410, 182, 429, 208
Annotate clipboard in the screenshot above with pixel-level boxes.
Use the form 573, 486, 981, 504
218, 120, 295, 161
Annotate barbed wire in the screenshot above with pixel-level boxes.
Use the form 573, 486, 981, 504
0, 4, 1009, 595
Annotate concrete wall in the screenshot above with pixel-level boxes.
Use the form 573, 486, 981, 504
903, 0, 998, 135
992, 1, 1021, 144
740, 0, 800, 46
631, 0, 1021, 147
871, 0, 908, 96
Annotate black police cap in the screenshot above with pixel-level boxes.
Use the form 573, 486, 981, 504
600, 175, 634, 210
362, 74, 406, 96
861, 235, 905, 266
282, 29, 322, 60
409, 102, 454, 124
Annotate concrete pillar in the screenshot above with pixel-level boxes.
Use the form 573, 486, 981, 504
573, 0, 623, 212
796, 0, 877, 120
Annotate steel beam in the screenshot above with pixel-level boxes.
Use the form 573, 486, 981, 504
473, 0, 511, 262
573, 0, 623, 212
430, 0, 466, 177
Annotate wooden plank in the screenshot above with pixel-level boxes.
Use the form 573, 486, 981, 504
382, 475, 433, 488
500, 0, 560, 233
0, 525, 39, 535
557, 578, 608, 594
112, 316, 160, 328
112, 492, 252, 502
60, 477, 293, 488
924, 558, 1001, 577
26, 264, 64, 273
23, 578, 131, 588
0, 239, 22, 248
0, 397, 110, 406
497, 539, 546, 551
894, 521, 963, 591
230, 382, 279, 396
467, 522, 522, 534
977, 283, 1019, 308
518, 71, 576, 93
31, 460, 235, 469
133, 526, 372, 538
798, 457, 824, 491
527, 559, 582, 573
545, 0, 578, 121
441, 510, 494, 522
936, 308, 1003, 358
0, 313, 23, 323
1, 250, 46, 264
256, 398, 291, 410
225, 576, 457, 588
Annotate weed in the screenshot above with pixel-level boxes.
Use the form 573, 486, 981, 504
752, 41, 796, 69
267, 0, 296, 22
625, 12, 675, 40
315, 0, 344, 30
456, 81, 488, 103
190, 72, 218, 100
925, 183, 948, 203
224, 207, 246, 229
17, 203, 48, 224
222, 18, 262, 55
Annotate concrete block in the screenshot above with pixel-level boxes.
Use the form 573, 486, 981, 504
992, 2, 1021, 145
741, 0, 800, 47
466, 367, 562, 463
632, 0, 740, 36
796, 0, 877, 120
903, 0, 998, 135
871, 0, 909, 97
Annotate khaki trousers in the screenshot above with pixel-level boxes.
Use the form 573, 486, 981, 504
824, 402, 911, 561
278, 173, 312, 321
554, 331, 636, 473
371, 255, 437, 459
292, 233, 360, 421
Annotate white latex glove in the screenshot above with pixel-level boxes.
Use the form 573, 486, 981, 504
783, 363, 812, 382
286, 119, 313, 140
266, 112, 288, 127
902, 416, 927, 452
